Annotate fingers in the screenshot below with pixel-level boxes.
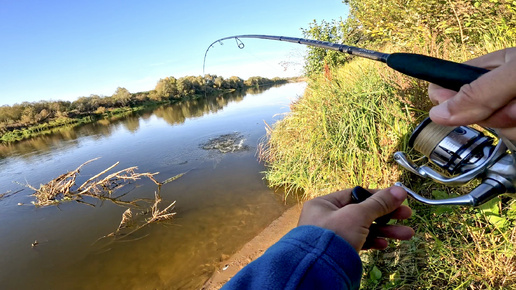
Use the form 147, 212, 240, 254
429, 60, 516, 126
319, 188, 381, 208
357, 186, 407, 224
362, 237, 387, 250
428, 83, 455, 104
373, 224, 415, 240
500, 127, 516, 141
428, 48, 516, 129
319, 189, 353, 208
389, 205, 412, 220
363, 225, 415, 250
463, 48, 511, 69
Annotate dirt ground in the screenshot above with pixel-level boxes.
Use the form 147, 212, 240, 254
202, 204, 303, 289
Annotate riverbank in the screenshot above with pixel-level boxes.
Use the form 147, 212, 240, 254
0, 76, 305, 144
202, 204, 303, 289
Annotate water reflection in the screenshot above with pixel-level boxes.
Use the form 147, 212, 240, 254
0, 85, 276, 160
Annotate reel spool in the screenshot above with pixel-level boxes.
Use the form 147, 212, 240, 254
394, 117, 515, 206
409, 118, 494, 175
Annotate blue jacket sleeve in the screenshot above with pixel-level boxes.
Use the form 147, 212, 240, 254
221, 225, 363, 290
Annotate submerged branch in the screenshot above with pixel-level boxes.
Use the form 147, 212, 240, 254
96, 191, 176, 243
22, 158, 183, 244
0, 188, 24, 201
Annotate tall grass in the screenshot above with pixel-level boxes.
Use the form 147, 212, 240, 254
260, 58, 421, 199
260, 34, 516, 287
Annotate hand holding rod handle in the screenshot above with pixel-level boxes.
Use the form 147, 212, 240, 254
351, 186, 393, 224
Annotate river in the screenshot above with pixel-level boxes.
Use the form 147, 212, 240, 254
0, 82, 306, 289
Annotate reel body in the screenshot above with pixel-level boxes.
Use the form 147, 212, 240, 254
394, 117, 516, 206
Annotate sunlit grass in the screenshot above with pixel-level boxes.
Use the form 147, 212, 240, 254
259, 58, 417, 199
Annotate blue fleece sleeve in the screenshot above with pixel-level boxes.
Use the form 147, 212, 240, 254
221, 225, 363, 290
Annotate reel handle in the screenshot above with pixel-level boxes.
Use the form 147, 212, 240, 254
395, 181, 505, 206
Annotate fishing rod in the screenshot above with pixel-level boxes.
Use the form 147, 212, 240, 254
203, 34, 489, 91
203, 34, 516, 207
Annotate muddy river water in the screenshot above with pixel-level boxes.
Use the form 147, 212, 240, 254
0, 82, 306, 289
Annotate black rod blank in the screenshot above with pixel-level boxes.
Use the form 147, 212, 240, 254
204, 34, 490, 91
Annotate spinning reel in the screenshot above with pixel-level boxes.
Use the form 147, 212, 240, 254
394, 118, 516, 206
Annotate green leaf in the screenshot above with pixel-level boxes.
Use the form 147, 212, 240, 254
370, 266, 382, 281
479, 197, 500, 216
431, 190, 448, 199
432, 206, 453, 215
487, 215, 508, 229
478, 197, 509, 229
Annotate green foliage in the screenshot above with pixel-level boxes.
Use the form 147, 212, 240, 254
301, 18, 366, 76
345, 0, 516, 47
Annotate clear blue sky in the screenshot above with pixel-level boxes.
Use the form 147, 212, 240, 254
0, 0, 348, 106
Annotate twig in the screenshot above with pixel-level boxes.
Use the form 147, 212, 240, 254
77, 161, 120, 190
98, 192, 176, 242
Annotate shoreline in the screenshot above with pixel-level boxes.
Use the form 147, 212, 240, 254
202, 204, 303, 289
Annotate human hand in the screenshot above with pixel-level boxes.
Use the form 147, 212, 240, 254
428, 47, 516, 140
297, 186, 414, 252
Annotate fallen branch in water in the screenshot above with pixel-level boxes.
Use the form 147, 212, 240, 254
27, 158, 161, 207
97, 192, 176, 242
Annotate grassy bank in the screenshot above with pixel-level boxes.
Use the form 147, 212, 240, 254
260, 38, 516, 288
0, 105, 148, 143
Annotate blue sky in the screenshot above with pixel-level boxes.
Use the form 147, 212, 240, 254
0, 0, 348, 106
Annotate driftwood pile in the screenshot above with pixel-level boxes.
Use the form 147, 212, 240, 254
27, 158, 160, 207
22, 158, 181, 241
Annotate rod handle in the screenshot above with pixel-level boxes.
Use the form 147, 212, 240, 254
351, 186, 393, 225
386, 53, 490, 91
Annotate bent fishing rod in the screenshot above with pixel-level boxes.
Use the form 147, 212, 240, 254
204, 35, 516, 207
203, 34, 489, 92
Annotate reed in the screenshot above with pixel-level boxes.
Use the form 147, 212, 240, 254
259, 57, 417, 199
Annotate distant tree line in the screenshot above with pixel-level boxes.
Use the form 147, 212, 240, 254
0, 75, 290, 138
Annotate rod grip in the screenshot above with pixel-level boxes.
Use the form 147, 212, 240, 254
386, 53, 490, 91
351, 186, 393, 225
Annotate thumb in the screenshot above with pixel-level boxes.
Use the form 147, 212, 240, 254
358, 186, 407, 224
430, 59, 516, 127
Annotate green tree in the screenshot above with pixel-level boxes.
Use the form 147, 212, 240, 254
301, 18, 365, 76
112, 87, 131, 106
155, 77, 178, 99
344, 0, 516, 47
